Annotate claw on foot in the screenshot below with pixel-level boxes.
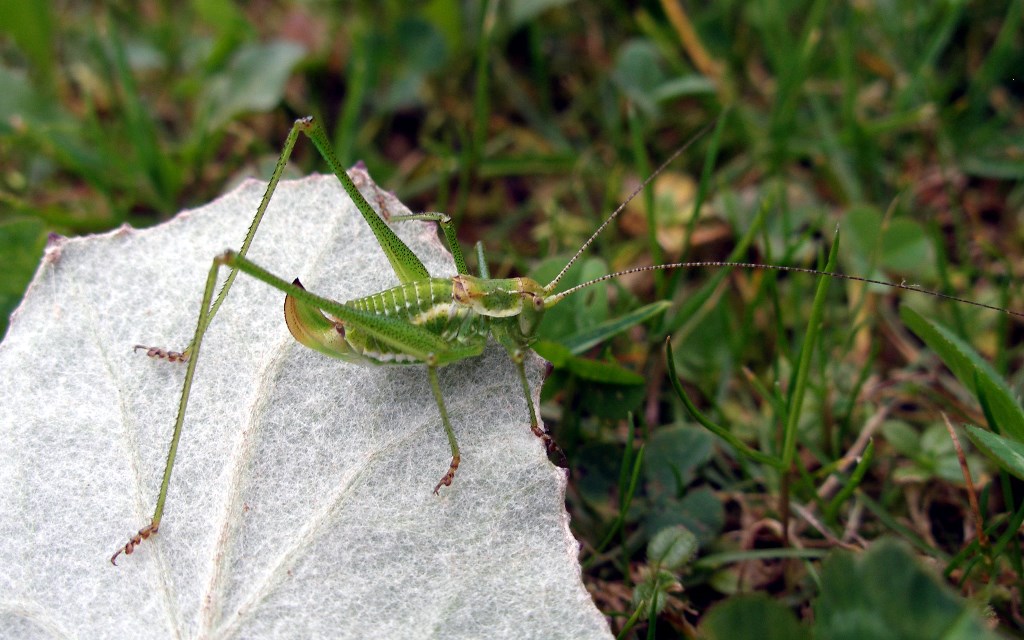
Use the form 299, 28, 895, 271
433, 455, 461, 494
531, 425, 568, 468
134, 344, 189, 362
111, 522, 159, 566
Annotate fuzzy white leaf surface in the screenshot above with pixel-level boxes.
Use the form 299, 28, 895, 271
0, 171, 611, 639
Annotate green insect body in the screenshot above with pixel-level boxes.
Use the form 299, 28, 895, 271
111, 115, 582, 564
285, 274, 547, 368
112, 115, 1021, 565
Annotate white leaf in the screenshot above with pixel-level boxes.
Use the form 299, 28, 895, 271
0, 170, 611, 639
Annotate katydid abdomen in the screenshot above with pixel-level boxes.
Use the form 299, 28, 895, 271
285, 277, 491, 366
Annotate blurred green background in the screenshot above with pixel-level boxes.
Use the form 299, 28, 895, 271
2, 1, 1023, 636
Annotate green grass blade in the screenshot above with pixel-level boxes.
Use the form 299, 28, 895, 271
964, 425, 1024, 481
666, 337, 784, 469
781, 230, 840, 468
562, 300, 670, 355
900, 305, 1024, 442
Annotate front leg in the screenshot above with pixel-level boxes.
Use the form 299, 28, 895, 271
506, 348, 567, 467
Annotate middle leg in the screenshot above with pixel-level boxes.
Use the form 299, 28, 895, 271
427, 365, 461, 494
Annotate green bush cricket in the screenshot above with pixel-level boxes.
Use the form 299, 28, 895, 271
111, 115, 1023, 565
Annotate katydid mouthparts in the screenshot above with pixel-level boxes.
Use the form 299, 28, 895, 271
111, 115, 1024, 565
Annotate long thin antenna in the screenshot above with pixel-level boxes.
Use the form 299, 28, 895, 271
544, 116, 720, 292
544, 261, 1024, 319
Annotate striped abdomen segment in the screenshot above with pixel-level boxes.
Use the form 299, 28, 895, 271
343, 278, 489, 364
